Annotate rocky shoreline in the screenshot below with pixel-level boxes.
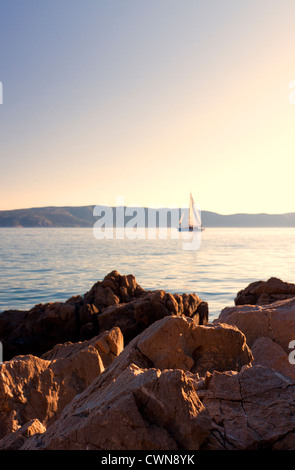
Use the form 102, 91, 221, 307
0, 271, 295, 450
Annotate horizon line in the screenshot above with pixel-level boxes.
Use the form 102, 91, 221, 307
0, 204, 295, 217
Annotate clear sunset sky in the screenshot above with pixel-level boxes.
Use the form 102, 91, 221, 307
1, 0, 295, 214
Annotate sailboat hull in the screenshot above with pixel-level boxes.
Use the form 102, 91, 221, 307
178, 227, 205, 232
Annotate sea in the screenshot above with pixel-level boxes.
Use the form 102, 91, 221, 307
0, 227, 295, 321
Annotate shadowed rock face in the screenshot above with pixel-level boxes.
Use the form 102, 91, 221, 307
0, 327, 123, 440
0, 271, 208, 361
0, 419, 46, 451
235, 277, 295, 306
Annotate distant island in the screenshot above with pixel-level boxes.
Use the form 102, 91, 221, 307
0, 205, 295, 227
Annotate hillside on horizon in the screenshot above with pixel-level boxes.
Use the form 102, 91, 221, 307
0, 205, 295, 228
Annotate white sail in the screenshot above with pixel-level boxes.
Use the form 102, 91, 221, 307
190, 193, 202, 229
179, 193, 203, 231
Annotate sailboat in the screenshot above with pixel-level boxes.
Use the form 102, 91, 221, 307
178, 193, 205, 231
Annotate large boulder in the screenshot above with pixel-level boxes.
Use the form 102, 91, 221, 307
250, 337, 295, 380
235, 277, 295, 306
22, 365, 213, 451
0, 271, 208, 360
97, 289, 208, 346
136, 316, 252, 376
196, 365, 295, 450
215, 292, 295, 382
0, 327, 123, 439
77, 316, 253, 389
215, 297, 295, 353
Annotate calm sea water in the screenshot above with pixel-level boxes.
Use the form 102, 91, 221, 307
0, 227, 295, 321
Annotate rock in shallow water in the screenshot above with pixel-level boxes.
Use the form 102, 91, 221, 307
235, 277, 295, 306
0, 270, 208, 360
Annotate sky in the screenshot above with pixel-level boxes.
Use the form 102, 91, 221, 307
1, 0, 295, 214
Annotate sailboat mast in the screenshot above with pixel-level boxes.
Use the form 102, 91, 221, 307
189, 193, 193, 228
